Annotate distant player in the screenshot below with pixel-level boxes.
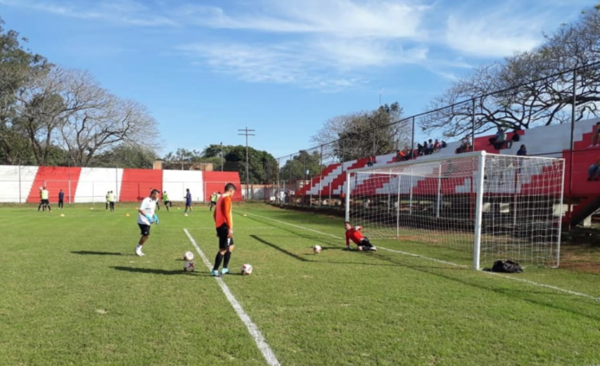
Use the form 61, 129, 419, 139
184, 188, 193, 214
108, 191, 115, 212
209, 192, 218, 211
211, 183, 237, 276
37, 187, 44, 211
162, 191, 172, 211
40, 187, 51, 212
135, 189, 160, 257
105, 191, 110, 211
58, 189, 65, 209
344, 222, 376, 251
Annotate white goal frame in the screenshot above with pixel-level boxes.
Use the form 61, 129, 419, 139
345, 151, 565, 270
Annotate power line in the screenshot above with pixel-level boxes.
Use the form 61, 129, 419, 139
238, 127, 256, 200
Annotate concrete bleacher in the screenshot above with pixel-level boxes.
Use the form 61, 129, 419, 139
298, 118, 600, 227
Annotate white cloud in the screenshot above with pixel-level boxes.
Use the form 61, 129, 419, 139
445, 10, 546, 58
173, 0, 430, 39
0, 0, 178, 27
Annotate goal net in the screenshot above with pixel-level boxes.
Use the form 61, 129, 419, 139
345, 152, 565, 269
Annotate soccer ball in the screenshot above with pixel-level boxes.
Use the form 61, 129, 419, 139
241, 264, 253, 275
183, 261, 195, 272
313, 245, 322, 254
183, 251, 194, 261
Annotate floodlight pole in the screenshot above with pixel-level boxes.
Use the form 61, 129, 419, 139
238, 127, 256, 200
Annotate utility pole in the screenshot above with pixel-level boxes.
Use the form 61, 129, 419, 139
238, 127, 256, 200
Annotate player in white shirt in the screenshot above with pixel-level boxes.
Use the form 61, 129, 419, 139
135, 189, 160, 256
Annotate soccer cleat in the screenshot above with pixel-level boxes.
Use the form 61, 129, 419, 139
210, 270, 221, 277
221, 268, 230, 275
369, 246, 377, 251
135, 247, 145, 257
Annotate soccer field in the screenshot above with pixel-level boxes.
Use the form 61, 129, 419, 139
1, 203, 599, 366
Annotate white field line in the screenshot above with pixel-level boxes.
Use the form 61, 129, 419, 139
239, 211, 600, 302
183, 229, 281, 366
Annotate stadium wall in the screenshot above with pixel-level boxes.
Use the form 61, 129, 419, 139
0, 166, 241, 204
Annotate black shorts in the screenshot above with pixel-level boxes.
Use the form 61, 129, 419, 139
138, 224, 151, 236
42, 199, 49, 205
216, 224, 234, 250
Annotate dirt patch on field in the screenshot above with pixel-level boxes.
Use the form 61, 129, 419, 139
560, 244, 600, 274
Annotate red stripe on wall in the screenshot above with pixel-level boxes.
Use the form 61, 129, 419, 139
27, 167, 82, 203
120, 169, 163, 202
203, 172, 243, 202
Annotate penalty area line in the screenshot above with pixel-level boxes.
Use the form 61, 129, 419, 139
240, 211, 600, 302
183, 229, 281, 366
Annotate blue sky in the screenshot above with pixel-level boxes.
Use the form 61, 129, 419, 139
0, 0, 592, 159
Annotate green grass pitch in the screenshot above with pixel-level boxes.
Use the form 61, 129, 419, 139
1, 202, 599, 366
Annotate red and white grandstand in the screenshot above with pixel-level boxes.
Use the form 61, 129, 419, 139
295, 118, 600, 227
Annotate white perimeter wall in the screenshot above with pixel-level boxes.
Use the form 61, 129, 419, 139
75, 168, 124, 203
0, 166, 38, 203
163, 170, 204, 202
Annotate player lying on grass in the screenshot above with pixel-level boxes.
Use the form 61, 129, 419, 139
135, 189, 160, 257
344, 222, 376, 251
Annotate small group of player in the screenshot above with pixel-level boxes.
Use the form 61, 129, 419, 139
135, 184, 237, 278
105, 191, 116, 211
135, 183, 376, 277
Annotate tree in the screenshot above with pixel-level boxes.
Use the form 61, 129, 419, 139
314, 103, 409, 161
203, 144, 278, 184
421, 4, 600, 138
0, 18, 51, 164
93, 144, 157, 169
279, 150, 324, 183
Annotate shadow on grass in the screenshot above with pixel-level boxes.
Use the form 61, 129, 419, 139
111, 266, 203, 276
72, 251, 131, 256
251, 235, 309, 262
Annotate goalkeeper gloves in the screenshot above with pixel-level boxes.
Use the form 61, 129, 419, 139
145, 214, 154, 224
153, 214, 159, 225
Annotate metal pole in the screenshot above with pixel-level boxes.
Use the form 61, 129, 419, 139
436, 163, 442, 218
411, 117, 416, 159
345, 172, 351, 221
396, 174, 401, 238
473, 151, 487, 270
567, 69, 577, 230
318, 145, 323, 206
409, 167, 414, 215
238, 128, 256, 200
18, 164, 22, 204
472, 98, 476, 152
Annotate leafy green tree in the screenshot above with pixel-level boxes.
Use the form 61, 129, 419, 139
93, 144, 157, 169
279, 150, 324, 182
203, 144, 278, 184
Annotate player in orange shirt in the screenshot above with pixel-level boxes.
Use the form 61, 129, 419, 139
211, 183, 237, 276
344, 221, 376, 251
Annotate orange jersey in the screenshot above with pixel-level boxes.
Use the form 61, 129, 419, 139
214, 195, 233, 229
345, 226, 364, 245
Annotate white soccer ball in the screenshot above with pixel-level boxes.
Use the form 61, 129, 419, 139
183, 261, 195, 272
241, 264, 253, 275
313, 245, 322, 254
183, 251, 194, 261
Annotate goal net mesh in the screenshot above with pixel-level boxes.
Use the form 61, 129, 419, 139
347, 153, 564, 268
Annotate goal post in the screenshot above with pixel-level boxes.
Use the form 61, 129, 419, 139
345, 151, 565, 270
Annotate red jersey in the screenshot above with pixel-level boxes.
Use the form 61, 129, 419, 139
345, 226, 364, 245
214, 195, 233, 229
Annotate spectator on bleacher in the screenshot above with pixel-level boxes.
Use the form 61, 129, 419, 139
427, 139, 434, 154
456, 135, 471, 154
417, 143, 424, 156
489, 128, 506, 150
516, 144, 527, 156
441, 140, 447, 149
588, 157, 600, 181
423, 140, 429, 155
433, 139, 441, 153
591, 122, 600, 147
367, 156, 374, 167
507, 128, 521, 148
